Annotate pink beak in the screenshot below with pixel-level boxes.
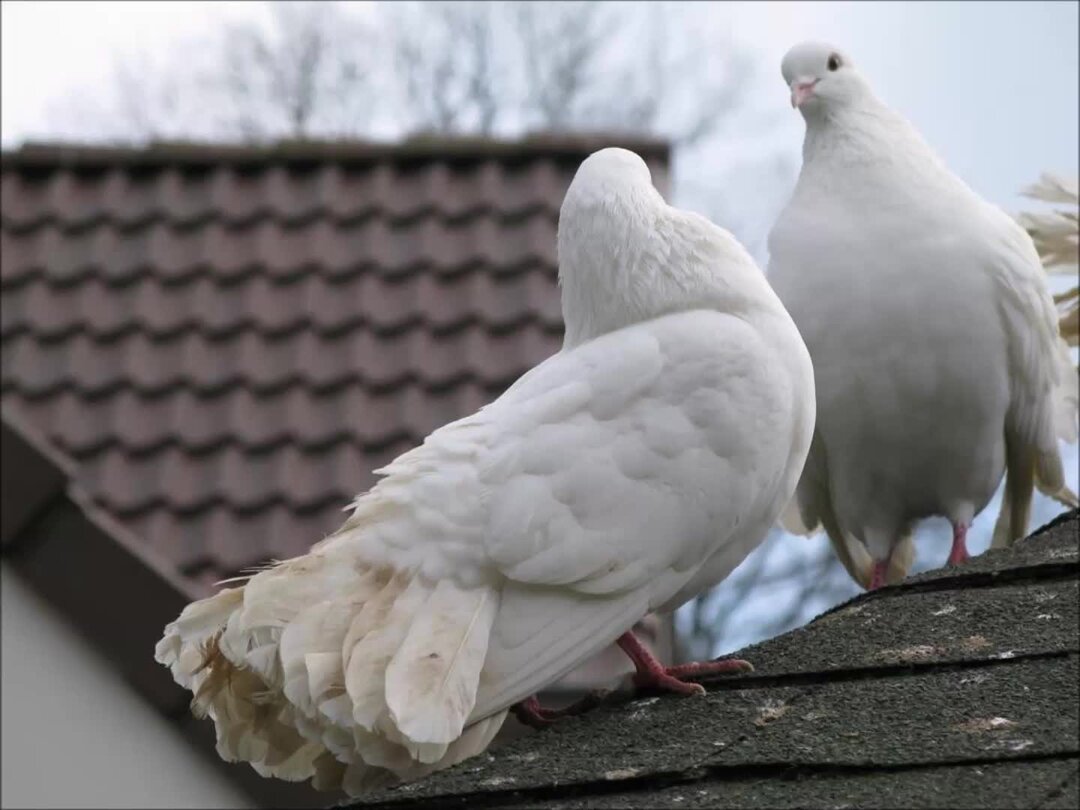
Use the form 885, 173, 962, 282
790, 79, 819, 108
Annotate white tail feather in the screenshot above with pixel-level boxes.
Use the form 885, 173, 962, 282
345, 575, 428, 732
156, 554, 507, 797
385, 580, 498, 750
280, 600, 353, 718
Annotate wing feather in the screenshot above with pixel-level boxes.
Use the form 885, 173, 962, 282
478, 310, 796, 596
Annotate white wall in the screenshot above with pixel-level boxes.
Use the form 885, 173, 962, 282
1, 564, 251, 809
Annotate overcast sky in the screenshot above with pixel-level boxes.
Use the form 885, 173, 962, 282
3, 0, 1077, 213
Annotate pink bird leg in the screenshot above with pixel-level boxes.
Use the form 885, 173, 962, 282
869, 541, 901, 590
947, 521, 970, 566
869, 561, 888, 590
617, 630, 753, 695
511, 690, 610, 729
870, 521, 970, 591
512, 630, 753, 728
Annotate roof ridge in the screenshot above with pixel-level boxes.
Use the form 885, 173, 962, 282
1, 133, 671, 169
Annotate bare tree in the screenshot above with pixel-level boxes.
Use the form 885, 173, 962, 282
212, 2, 375, 140
89, 1, 755, 149
83, 1, 377, 143
512, 1, 609, 131
381, 1, 505, 135
552, 2, 752, 148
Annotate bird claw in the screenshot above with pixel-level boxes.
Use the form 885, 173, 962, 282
666, 658, 755, 679
632, 658, 753, 695
511, 688, 612, 729
632, 670, 707, 696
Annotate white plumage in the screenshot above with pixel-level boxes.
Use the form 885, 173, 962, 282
769, 42, 1079, 589
1018, 173, 1079, 350
156, 147, 816, 795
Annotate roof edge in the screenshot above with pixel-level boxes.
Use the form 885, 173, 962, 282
1, 132, 671, 170
0, 412, 327, 806
0, 410, 196, 597
1, 408, 74, 546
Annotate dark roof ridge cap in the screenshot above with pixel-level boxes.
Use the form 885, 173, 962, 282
0, 408, 196, 597
1, 405, 77, 479
0, 133, 671, 170
69, 485, 197, 598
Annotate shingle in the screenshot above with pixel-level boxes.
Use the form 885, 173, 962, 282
0, 135, 671, 592
350, 512, 1080, 810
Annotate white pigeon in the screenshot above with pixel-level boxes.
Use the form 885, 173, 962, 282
154, 147, 815, 796
768, 42, 1079, 590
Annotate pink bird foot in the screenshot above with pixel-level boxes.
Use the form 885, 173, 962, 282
617, 631, 753, 696
511, 689, 611, 729
869, 561, 888, 590
869, 541, 902, 590
512, 630, 754, 729
947, 521, 970, 566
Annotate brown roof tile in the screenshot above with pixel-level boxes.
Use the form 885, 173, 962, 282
1, 135, 671, 596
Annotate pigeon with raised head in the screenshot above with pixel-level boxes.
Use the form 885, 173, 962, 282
156, 147, 816, 796
769, 42, 1078, 590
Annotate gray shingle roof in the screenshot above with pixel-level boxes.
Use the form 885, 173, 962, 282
351, 509, 1080, 810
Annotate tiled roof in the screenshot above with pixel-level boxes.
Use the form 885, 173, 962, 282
1, 136, 670, 596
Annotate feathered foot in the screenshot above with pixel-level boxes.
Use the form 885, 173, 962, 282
511, 690, 611, 729
617, 631, 753, 697
947, 521, 970, 566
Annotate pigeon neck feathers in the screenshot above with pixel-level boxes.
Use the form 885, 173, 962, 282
557, 148, 784, 350
798, 93, 957, 205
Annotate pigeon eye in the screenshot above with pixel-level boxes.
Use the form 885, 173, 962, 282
827, 54, 842, 71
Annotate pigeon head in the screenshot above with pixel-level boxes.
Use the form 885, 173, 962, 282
557, 148, 661, 282
561, 147, 655, 208
781, 41, 870, 118
557, 147, 667, 346
557, 146, 773, 350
